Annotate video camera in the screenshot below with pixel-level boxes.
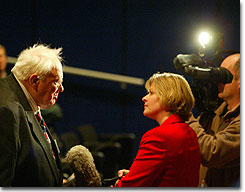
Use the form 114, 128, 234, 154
173, 32, 237, 112
173, 54, 233, 112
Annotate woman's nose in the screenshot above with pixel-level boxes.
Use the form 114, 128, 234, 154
142, 95, 147, 102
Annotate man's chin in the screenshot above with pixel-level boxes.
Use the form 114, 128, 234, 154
40, 102, 56, 109
218, 94, 223, 100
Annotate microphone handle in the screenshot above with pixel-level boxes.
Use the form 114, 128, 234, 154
102, 172, 127, 186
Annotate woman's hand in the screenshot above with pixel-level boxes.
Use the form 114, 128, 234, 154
113, 169, 129, 187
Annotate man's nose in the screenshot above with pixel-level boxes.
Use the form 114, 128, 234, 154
58, 84, 64, 92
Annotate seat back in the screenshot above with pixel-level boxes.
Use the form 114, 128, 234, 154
77, 124, 98, 145
60, 131, 81, 153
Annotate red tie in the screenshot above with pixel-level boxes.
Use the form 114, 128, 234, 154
35, 111, 55, 159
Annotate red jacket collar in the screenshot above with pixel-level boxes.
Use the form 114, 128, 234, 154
160, 114, 184, 127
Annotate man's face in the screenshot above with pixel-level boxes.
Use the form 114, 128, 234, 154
0, 48, 7, 71
218, 56, 240, 102
35, 68, 64, 109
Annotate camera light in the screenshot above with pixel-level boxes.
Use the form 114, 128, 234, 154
199, 32, 211, 48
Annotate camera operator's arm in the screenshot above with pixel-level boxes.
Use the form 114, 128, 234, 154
187, 108, 240, 169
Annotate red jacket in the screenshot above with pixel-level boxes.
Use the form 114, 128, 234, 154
118, 114, 201, 187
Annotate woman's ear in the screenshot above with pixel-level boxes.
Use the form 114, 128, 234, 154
29, 74, 40, 92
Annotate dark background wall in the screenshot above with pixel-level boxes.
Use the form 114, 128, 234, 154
0, 0, 240, 158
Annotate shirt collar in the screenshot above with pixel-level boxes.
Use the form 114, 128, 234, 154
215, 101, 240, 118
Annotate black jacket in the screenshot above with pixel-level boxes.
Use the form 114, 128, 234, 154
0, 73, 63, 186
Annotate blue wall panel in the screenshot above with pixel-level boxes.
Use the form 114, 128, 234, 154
0, 0, 240, 158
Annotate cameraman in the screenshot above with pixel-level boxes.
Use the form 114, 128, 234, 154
188, 53, 240, 187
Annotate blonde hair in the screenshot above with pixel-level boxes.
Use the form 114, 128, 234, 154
145, 72, 195, 121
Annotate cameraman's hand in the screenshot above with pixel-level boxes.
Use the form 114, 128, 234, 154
113, 169, 129, 187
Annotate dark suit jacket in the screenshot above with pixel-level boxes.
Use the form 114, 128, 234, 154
118, 114, 201, 187
0, 73, 63, 186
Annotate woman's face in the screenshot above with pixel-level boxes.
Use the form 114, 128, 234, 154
142, 82, 163, 121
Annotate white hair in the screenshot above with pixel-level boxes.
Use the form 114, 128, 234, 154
11, 44, 63, 80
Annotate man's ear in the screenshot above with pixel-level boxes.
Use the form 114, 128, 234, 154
29, 74, 40, 91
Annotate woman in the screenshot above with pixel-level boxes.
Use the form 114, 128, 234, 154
115, 72, 201, 187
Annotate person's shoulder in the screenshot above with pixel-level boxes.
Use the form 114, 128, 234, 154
157, 122, 192, 140
0, 100, 24, 114
142, 125, 168, 142
0, 77, 9, 89
0, 85, 17, 107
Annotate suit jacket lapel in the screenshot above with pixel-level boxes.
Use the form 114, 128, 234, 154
26, 111, 59, 183
46, 126, 62, 170
26, 111, 60, 185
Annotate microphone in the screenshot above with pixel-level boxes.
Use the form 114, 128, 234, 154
65, 145, 102, 187
173, 54, 205, 69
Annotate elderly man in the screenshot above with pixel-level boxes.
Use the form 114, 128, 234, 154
0, 44, 64, 186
